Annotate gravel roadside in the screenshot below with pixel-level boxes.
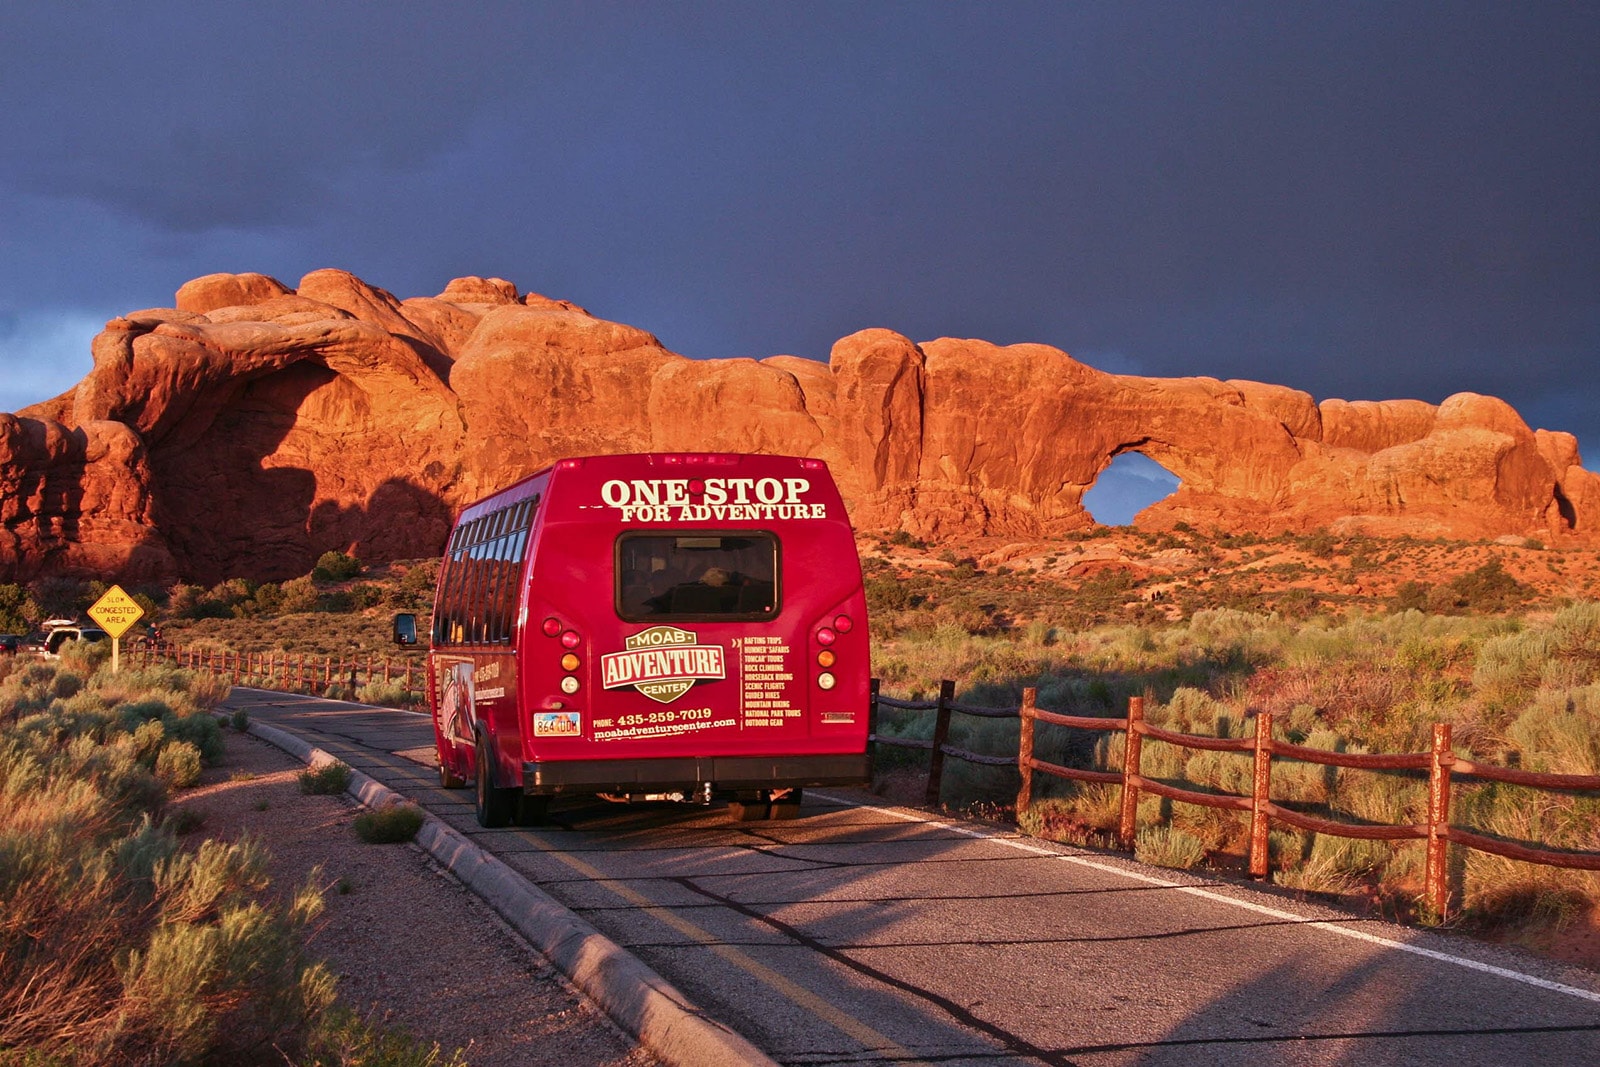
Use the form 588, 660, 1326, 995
173, 727, 660, 1067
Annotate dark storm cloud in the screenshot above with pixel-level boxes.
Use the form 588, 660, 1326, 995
0, 2, 1595, 456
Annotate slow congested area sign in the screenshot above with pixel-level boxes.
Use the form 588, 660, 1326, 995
88, 585, 144, 639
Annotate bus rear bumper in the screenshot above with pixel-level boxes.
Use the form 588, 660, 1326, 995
522, 753, 871, 795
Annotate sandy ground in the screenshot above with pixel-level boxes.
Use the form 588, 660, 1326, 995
172, 729, 660, 1067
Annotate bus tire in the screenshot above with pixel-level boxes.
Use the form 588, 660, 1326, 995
473, 730, 514, 828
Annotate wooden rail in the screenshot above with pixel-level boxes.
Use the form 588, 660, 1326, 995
872, 680, 1600, 918
136, 642, 426, 704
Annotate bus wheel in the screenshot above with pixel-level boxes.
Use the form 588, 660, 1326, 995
768, 788, 803, 820
473, 731, 513, 828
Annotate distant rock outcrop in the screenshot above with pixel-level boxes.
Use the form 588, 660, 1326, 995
4, 270, 1596, 583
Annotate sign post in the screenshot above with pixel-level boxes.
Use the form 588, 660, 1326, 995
88, 585, 145, 673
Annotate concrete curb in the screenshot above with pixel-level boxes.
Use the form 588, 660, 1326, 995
246, 719, 778, 1067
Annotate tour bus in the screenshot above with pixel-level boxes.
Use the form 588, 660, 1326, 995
405, 453, 872, 827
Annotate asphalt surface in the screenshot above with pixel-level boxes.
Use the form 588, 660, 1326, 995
224, 688, 1600, 1067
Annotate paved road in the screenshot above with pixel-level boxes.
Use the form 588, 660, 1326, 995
225, 688, 1600, 1067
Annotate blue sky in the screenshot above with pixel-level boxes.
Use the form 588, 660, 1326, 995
1, 3, 1594, 519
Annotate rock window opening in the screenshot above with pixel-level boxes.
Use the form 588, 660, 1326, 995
1082, 452, 1180, 526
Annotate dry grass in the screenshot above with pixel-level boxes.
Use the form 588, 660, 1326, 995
0, 657, 461, 1066
879, 598, 1600, 941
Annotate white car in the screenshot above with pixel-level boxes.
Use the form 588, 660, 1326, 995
41, 625, 110, 657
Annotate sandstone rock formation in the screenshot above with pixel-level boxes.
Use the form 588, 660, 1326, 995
3, 269, 1596, 584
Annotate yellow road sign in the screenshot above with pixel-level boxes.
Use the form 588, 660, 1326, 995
88, 585, 144, 639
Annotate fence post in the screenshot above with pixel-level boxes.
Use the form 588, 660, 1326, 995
1016, 687, 1037, 815
1118, 696, 1145, 849
1250, 711, 1274, 880
1426, 722, 1454, 920
925, 680, 956, 808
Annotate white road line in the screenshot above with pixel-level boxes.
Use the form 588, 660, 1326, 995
812, 791, 1600, 1006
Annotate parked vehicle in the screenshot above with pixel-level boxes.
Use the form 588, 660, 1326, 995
35, 623, 110, 658
0, 634, 20, 654
400, 453, 873, 827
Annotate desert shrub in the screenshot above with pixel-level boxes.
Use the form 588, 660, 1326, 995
347, 583, 387, 610
127, 718, 167, 767
230, 707, 250, 732
154, 740, 204, 788
1505, 687, 1600, 775
0, 655, 460, 1062
248, 581, 284, 615
1134, 824, 1206, 869
356, 680, 415, 708
0, 668, 345, 1064
0, 581, 32, 633
1390, 580, 1431, 613
299, 761, 353, 795
1183, 748, 1253, 797
312, 551, 362, 583
1545, 601, 1600, 664
1270, 727, 1343, 804
50, 670, 85, 700
1457, 784, 1600, 929
866, 573, 916, 613
321, 590, 355, 613
1472, 629, 1551, 712
120, 697, 173, 723
1274, 847, 1359, 897
160, 709, 225, 765
353, 802, 425, 844
1016, 788, 1122, 848
276, 576, 322, 614
303, 1005, 468, 1067
1447, 559, 1530, 613
27, 576, 88, 620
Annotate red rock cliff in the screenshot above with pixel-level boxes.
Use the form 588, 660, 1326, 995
4, 270, 1595, 583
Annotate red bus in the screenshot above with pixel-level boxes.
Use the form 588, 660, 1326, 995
413, 453, 872, 826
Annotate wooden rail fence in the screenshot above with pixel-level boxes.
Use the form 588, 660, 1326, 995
137, 642, 426, 703
871, 682, 1600, 918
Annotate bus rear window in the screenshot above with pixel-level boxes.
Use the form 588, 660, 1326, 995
617, 533, 778, 620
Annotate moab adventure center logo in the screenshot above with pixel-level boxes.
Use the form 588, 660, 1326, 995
600, 626, 726, 704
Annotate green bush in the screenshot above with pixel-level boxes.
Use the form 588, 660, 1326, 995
161, 708, 225, 765
154, 740, 204, 788
230, 707, 250, 732
353, 803, 425, 844
312, 551, 362, 583
0, 581, 32, 634
299, 761, 353, 795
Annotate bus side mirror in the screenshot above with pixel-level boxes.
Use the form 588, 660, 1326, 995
392, 613, 418, 646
